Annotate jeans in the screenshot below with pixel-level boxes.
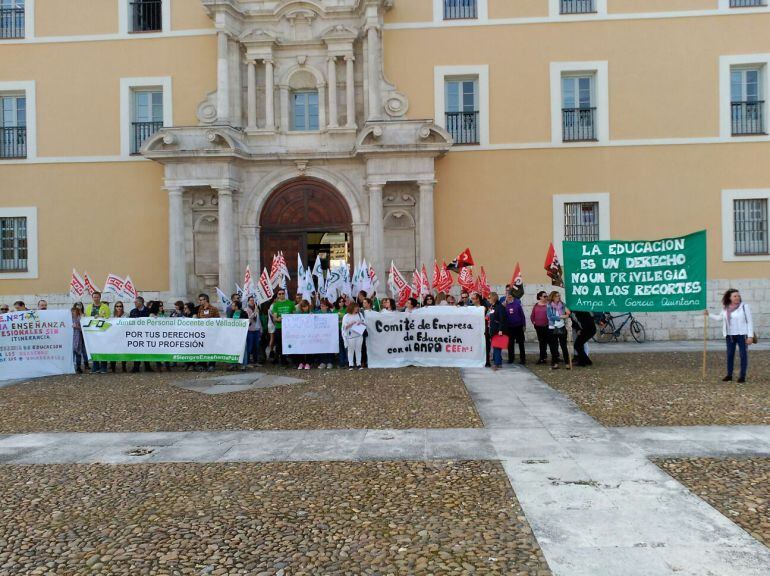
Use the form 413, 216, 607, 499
245, 331, 259, 365
92, 360, 107, 373
507, 325, 526, 363
548, 329, 569, 365
491, 346, 503, 367
726, 335, 748, 379
338, 334, 347, 367
534, 325, 550, 362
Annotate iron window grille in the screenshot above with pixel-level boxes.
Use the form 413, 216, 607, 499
562, 108, 597, 142
444, 0, 477, 20
130, 0, 162, 33
0, 216, 27, 272
445, 111, 479, 145
0, 1, 24, 39
560, 0, 596, 14
730, 0, 767, 7
734, 198, 769, 255
731, 101, 765, 135
564, 202, 600, 242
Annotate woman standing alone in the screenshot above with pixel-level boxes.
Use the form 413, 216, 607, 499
706, 289, 754, 383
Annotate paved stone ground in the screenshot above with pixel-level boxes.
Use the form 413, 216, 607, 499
2, 361, 770, 575
532, 351, 770, 427
0, 461, 552, 576
0, 367, 481, 433
655, 457, 770, 550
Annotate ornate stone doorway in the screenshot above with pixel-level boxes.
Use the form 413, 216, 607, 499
260, 178, 353, 293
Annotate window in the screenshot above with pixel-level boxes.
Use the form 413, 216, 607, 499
731, 67, 765, 135
0, 216, 26, 272
560, 0, 595, 14
734, 198, 768, 255
562, 75, 596, 142
444, 0, 477, 19
730, 0, 767, 7
131, 89, 163, 154
292, 91, 319, 131
130, 0, 162, 33
0, 0, 24, 39
445, 78, 479, 144
0, 94, 26, 159
564, 202, 600, 241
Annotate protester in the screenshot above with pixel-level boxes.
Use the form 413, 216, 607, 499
196, 293, 220, 371
405, 297, 419, 313
487, 292, 506, 371
37, 299, 48, 310
227, 300, 248, 371
266, 299, 277, 362
470, 292, 491, 367
706, 289, 754, 383
129, 296, 153, 373
13, 300, 27, 311
0, 304, 8, 314
446, 295, 456, 306
361, 298, 374, 368
170, 301, 185, 317
504, 293, 526, 365
457, 291, 470, 307
109, 301, 128, 373
547, 291, 571, 370
157, 301, 168, 317
334, 296, 348, 367
293, 299, 313, 370
381, 298, 396, 312
316, 299, 336, 369
422, 294, 436, 307
71, 303, 87, 373
183, 302, 197, 317
270, 288, 296, 367
73, 302, 89, 372
293, 293, 303, 307
342, 302, 365, 370
85, 292, 110, 374
227, 293, 241, 316
245, 296, 261, 367
530, 291, 550, 365
571, 310, 596, 367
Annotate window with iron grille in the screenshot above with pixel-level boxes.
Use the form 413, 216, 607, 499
0, 0, 24, 39
731, 66, 765, 135
130, 0, 162, 33
445, 78, 479, 144
131, 89, 163, 154
0, 216, 27, 272
730, 0, 767, 7
734, 198, 769, 255
0, 94, 26, 158
444, 0, 477, 20
292, 91, 320, 131
562, 75, 597, 141
561, 0, 596, 14
564, 202, 600, 241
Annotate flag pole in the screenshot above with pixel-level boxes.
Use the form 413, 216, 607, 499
702, 308, 708, 381
567, 314, 574, 370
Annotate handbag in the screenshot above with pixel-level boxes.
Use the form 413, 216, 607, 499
743, 306, 758, 344
491, 334, 509, 349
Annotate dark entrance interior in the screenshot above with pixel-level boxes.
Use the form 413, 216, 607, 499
260, 178, 352, 294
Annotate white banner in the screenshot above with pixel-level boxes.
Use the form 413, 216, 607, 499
364, 307, 486, 368
0, 310, 74, 379
81, 317, 248, 363
282, 313, 340, 355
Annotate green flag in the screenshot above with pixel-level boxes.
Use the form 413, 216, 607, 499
563, 230, 707, 312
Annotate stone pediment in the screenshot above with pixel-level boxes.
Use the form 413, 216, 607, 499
321, 24, 358, 41
239, 28, 278, 44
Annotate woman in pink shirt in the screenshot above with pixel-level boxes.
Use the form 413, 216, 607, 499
530, 291, 550, 364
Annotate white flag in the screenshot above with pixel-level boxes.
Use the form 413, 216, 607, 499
69, 268, 86, 301
121, 275, 138, 301
312, 254, 324, 282
216, 287, 232, 313
300, 268, 315, 303
297, 253, 306, 282
256, 267, 274, 305
103, 273, 125, 297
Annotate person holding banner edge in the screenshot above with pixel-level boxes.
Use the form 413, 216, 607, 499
85, 291, 110, 374
705, 289, 754, 383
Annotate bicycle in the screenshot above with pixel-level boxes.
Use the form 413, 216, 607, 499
592, 312, 646, 343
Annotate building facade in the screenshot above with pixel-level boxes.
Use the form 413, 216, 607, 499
1, 0, 769, 337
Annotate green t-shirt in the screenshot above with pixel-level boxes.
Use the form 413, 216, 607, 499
272, 299, 296, 329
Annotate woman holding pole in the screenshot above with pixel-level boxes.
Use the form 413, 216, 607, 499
705, 289, 754, 383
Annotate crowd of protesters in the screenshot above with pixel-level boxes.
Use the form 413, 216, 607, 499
2, 286, 754, 381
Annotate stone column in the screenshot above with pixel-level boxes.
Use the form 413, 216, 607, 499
279, 86, 289, 131
345, 55, 356, 128
327, 56, 339, 128
229, 37, 242, 127
216, 31, 230, 123
265, 59, 276, 131
368, 184, 385, 288
246, 59, 257, 130
366, 25, 382, 120
318, 82, 327, 129
217, 187, 236, 293
167, 187, 187, 297
352, 222, 367, 269
418, 181, 436, 268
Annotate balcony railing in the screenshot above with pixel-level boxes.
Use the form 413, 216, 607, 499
131, 121, 163, 154
130, 0, 162, 32
562, 108, 597, 142
445, 111, 479, 145
730, 0, 766, 7
560, 0, 596, 14
0, 7, 24, 39
444, 0, 477, 20
0, 126, 27, 158
731, 101, 765, 135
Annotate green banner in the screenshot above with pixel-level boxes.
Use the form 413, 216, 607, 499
563, 230, 707, 312
90, 354, 241, 363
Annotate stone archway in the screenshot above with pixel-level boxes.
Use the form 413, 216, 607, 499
260, 177, 353, 292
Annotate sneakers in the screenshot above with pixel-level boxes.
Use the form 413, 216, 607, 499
358, 366, 364, 370
348, 367, 354, 371
298, 363, 311, 370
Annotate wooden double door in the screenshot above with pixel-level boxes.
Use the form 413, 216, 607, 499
260, 178, 352, 294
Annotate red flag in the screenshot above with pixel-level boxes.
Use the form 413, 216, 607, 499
510, 262, 524, 299
544, 243, 564, 288
412, 269, 423, 298
437, 261, 454, 293
83, 272, 98, 297
447, 248, 474, 272
476, 266, 491, 299
420, 264, 431, 297
431, 261, 441, 291
458, 266, 475, 291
